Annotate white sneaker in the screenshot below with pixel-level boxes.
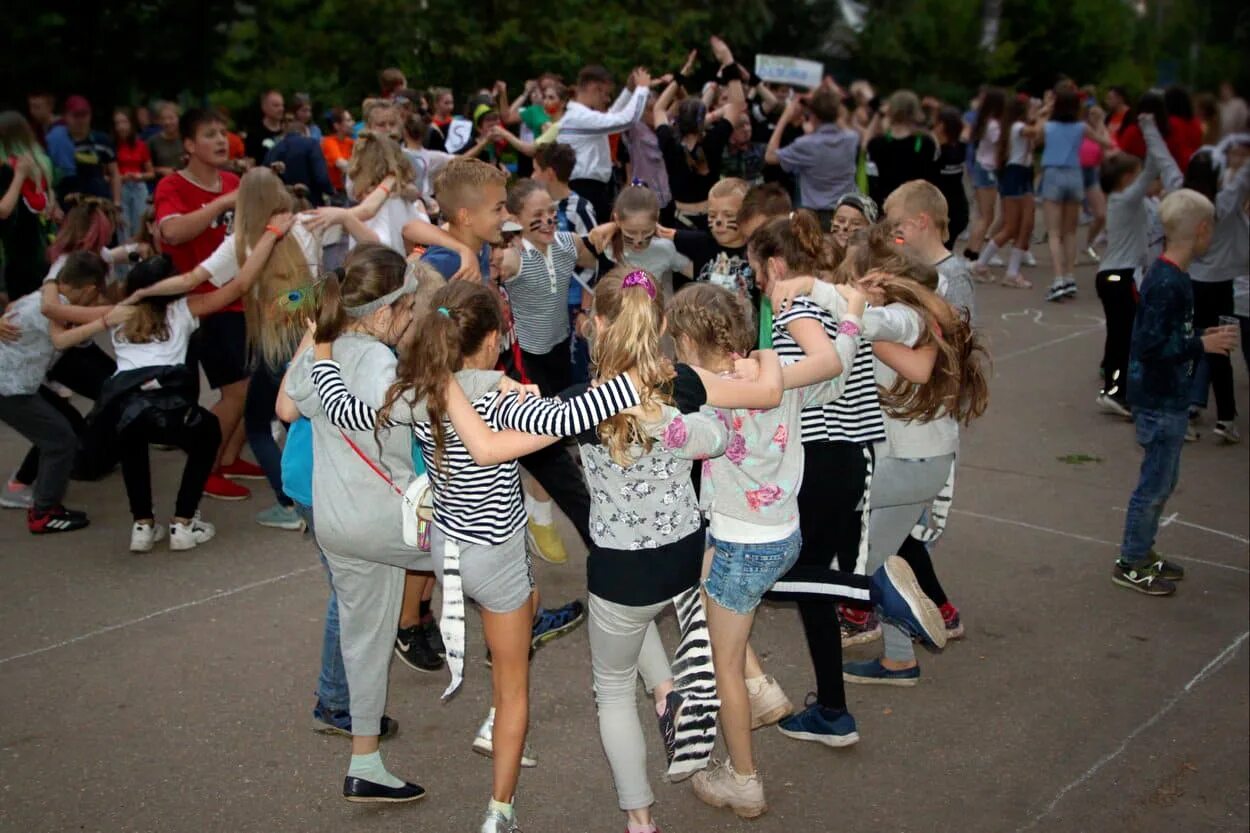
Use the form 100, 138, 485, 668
691, 758, 767, 819
170, 515, 216, 551
1084, 246, 1101, 264
747, 674, 794, 729
1023, 251, 1038, 267
1, 477, 33, 509
471, 708, 537, 767
1213, 421, 1241, 444
987, 254, 1005, 266
1095, 393, 1131, 419
129, 521, 168, 553
1062, 278, 1078, 298
479, 808, 521, 833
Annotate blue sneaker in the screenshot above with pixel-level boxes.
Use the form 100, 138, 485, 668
531, 600, 586, 650
869, 556, 947, 649
843, 658, 921, 687
312, 701, 398, 739
776, 696, 859, 748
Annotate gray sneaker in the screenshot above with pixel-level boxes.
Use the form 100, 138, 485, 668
479, 807, 521, 833
691, 758, 767, 819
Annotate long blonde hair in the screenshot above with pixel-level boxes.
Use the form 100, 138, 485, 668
348, 131, 415, 195
233, 167, 315, 368
587, 268, 675, 466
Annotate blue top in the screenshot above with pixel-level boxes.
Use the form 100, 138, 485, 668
421, 243, 492, 284
264, 134, 333, 206
281, 417, 314, 507
1127, 257, 1205, 413
1041, 121, 1084, 169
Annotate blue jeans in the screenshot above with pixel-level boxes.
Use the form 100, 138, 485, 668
294, 502, 350, 711
120, 180, 148, 240
1120, 409, 1188, 564
705, 528, 803, 615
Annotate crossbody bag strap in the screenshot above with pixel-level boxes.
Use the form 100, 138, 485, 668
338, 428, 403, 497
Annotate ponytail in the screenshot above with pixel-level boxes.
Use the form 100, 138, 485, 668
380, 281, 502, 472
314, 268, 349, 344
747, 209, 835, 278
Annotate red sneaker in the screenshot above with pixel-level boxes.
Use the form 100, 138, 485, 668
940, 602, 965, 640
203, 472, 251, 501
219, 458, 266, 480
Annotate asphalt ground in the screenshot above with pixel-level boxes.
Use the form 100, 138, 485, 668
1, 251, 1247, 833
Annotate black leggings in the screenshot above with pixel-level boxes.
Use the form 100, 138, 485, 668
119, 407, 221, 520
1190, 279, 1236, 421
897, 535, 949, 607
763, 440, 871, 712
1095, 268, 1138, 401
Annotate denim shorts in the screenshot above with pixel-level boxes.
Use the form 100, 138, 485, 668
1081, 165, 1099, 190
970, 160, 997, 190
1041, 166, 1084, 203
704, 528, 802, 615
997, 164, 1034, 198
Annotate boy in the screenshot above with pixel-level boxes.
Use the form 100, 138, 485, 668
1115, 189, 1237, 596
153, 108, 252, 501
1095, 114, 1180, 417
533, 143, 595, 383
0, 252, 125, 533
883, 180, 976, 321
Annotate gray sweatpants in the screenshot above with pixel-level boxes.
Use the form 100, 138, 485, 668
0, 392, 76, 510
588, 593, 674, 811
323, 551, 404, 737
868, 453, 956, 664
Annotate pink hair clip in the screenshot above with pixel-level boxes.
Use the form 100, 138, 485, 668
622, 270, 656, 299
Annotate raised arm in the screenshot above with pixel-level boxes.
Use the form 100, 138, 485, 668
186, 220, 288, 319
488, 372, 640, 436
652, 80, 681, 128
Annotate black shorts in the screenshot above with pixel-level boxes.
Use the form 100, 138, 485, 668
192, 310, 250, 389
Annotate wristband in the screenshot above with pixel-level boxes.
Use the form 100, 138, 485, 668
747, 69, 762, 87
377, 182, 391, 195
265, 224, 286, 239
673, 72, 688, 87
837, 314, 862, 338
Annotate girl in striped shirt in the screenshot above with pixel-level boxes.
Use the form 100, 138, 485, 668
310, 279, 641, 833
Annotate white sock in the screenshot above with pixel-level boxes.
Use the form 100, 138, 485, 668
1007, 247, 1024, 276
348, 751, 404, 788
489, 799, 514, 820
981, 241, 1000, 263
525, 494, 553, 525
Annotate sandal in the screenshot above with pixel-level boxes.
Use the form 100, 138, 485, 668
1000, 274, 1033, 289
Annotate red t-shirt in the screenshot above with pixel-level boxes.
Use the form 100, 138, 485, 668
1117, 116, 1204, 175
154, 169, 241, 311
116, 139, 151, 176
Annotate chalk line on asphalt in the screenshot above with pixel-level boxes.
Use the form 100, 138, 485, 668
1110, 507, 1250, 546
951, 509, 1250, 574
0, 565, 319, 666
994, 327, 1103, 362
1015, 630, 1250, 831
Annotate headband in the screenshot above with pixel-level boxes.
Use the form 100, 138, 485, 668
621, 270, 656, 299
834, 192, 880, 224
343, 265, 420, 318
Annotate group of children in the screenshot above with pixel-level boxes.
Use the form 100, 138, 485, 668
2, 64, 1243, 832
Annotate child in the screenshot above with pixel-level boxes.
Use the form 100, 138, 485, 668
974, 94, 1036, 287
1116, 189, 1236, 595
345, 132, 421, 252
101, 237, 279, 552
0, 251, 128, 532
598, 183, 692, 300
310, 279, 644, 832
933, 105, 971, 249
0, 111, 56, 306
1095, 114, 1180, 417
498, 178, 598, 396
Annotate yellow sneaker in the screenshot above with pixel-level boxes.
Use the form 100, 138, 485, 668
526, 518, 568, 564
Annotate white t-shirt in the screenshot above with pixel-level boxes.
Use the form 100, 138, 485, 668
975, 119, 1001, 170
357, 196, 421, 254
111, 298, 199, 373
200, 224, 320, 287
1007, 121, 1032, 166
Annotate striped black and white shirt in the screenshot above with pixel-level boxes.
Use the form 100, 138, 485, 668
506, 232, 580, 355
310, 360, 639, 545
557, 191, 597, 303
773, 297, 886, 445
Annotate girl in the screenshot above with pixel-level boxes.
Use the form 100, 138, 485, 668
494, 84, 570, 158
441, 267, 794, 833
600, 183, 692, 300
1184, 139, 1250, 444
966, 87, 1007, 263
103, 232, 283, 553
309, 279, 646, 832
1079, 104, 1113, 264
1, 110, 56, 305
865, 89, 938, 208
932, 105, 970, 249
1040, 87, 1112, 302
498, 178, 598, 396
113, 108, 154, 240
345, 132, 420, 251
976, 95, 1036, 288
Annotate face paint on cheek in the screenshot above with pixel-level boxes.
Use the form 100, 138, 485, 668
527, 219, 545, 233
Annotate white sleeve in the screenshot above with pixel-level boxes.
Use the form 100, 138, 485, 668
174, 298, 200, 333
293, 224, 321, 278
201, 234, 241, 287
43, 254, 67, 284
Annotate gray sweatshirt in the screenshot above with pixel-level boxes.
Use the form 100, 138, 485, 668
1102, 121, 1182, 274
1189, 161, 1250, 284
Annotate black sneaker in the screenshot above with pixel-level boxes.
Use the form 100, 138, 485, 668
395, 623, 444, 672
27, 505, 90, 534
531, 600, 586, 651
312, 701, 398, 739
422, 618, 445, 657
656, 689, 684, 767
1111, 560, 1177, 596
1148, 551, 1185, 582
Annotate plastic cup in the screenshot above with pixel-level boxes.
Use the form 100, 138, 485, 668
1219, 315, 1239, 352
